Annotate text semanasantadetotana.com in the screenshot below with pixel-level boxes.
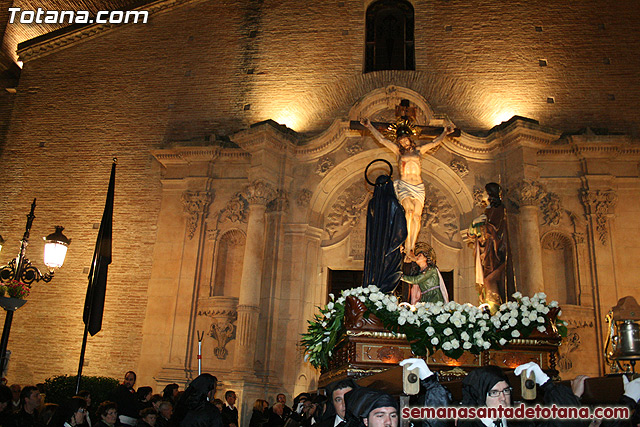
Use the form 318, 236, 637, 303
401, 404, 630, 420
8, 7, 149, 24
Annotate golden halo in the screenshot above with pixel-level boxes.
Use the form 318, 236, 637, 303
384, 118, 421, 142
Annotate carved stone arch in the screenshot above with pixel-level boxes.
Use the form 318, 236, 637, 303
541, 231, 578, 305
212, 228, 246, 298
308, 148, 475, 229
348, 85, 436, 127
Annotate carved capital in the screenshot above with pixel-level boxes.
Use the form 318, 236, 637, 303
580, 189, 617, 245
296, 189, 312, 208
182, 191, 213, 239
267, 189, 290, 213
316, 156, 335, 177
244, 180, 275, 205
511, 180, 547, 207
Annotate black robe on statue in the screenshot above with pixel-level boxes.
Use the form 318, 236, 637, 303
363, 174, 407, 293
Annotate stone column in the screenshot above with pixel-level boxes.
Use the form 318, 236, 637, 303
512, 180, 547, 296
235, 180, 275, 371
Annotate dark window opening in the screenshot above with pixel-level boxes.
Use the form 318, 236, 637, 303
365, 0, 415, 72
327, 269, 363, 302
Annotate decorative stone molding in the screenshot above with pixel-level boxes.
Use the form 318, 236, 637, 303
209, 317, 237, 360
220, 193, 248, 223
449, 157, 469, 177
557, 332, 581, 372
267, 189, 290, 213
244, 180, 275, 205
345, 140, 364, 156
182, 191, 213, 239
198, 298, 238, 360
473, 188, 485, 208
324, 182, 370, 240
297, 189, 312, 208
511, 180, 547, 207
541, 193, 563, 226
316, 156, 335, 177
580, 189, 618, 245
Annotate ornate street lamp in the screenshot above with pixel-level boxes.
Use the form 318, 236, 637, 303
0, 198, 70, 375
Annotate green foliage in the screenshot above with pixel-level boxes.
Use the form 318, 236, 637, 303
44, 375, 120, 407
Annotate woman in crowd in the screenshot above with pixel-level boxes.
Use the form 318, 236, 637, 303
95, 401, 118, 427
250, 399, 269, 427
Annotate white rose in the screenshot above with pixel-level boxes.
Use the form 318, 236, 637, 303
549, 301, 559, 308
398, 317, 406, 325
522, 318, 531, 326
483, 342, 491, 349
375, 301, 383, 309
343, 289, 352, 296
508, 317, 518, 327
451, 339, 460, 349
358, 295, 366, 302
537, 317, 545, 323
327, 302, 334, 310
386, 303, 397, 311
368, 285, 378, 293
442, 342, 452, 351
499, 338, 507, 346
461, 331, 470, 341
512, 330, 521, 338
370, 293, 380, 302
513, 292, 523, 299
537, 325, 546, 332
529, 312, 537, 321
542, 307, 550, 314
463, 341, 472, 350
431, 337, 439, 345
444, 327, 453, 336
426, 326, 435, 336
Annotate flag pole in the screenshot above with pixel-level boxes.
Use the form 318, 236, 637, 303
75, 159, 116, 394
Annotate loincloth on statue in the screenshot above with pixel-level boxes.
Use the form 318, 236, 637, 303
393, 179, 425, 206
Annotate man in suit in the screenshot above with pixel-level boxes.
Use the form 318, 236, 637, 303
222, 390, 239, 427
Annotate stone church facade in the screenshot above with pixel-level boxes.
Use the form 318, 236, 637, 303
0, 0, 639, 423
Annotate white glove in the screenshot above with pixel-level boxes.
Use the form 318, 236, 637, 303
399, 358, 433, 380
623, 375, 640, 402
514, 362, 550, 386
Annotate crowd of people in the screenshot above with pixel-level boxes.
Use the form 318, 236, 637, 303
1, 359, 640, 427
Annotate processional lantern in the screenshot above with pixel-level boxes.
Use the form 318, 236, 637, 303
605, 296, 640, 372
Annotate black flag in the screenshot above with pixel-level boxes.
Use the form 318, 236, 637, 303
83, 160, 115, 336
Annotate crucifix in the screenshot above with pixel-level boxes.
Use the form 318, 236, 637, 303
352, 100, 459, 261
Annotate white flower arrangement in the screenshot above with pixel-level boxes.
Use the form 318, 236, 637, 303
301, 286, 565, 369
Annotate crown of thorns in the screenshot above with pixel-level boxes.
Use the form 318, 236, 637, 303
384, 118, 421, 142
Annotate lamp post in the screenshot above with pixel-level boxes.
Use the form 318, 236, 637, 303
0, 198, 70, 375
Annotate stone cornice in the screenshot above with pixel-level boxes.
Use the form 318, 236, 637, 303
17, 0, 206, 63
295, 119, 358, 160
232, 121, 297, 154
151, 146, 248, 167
